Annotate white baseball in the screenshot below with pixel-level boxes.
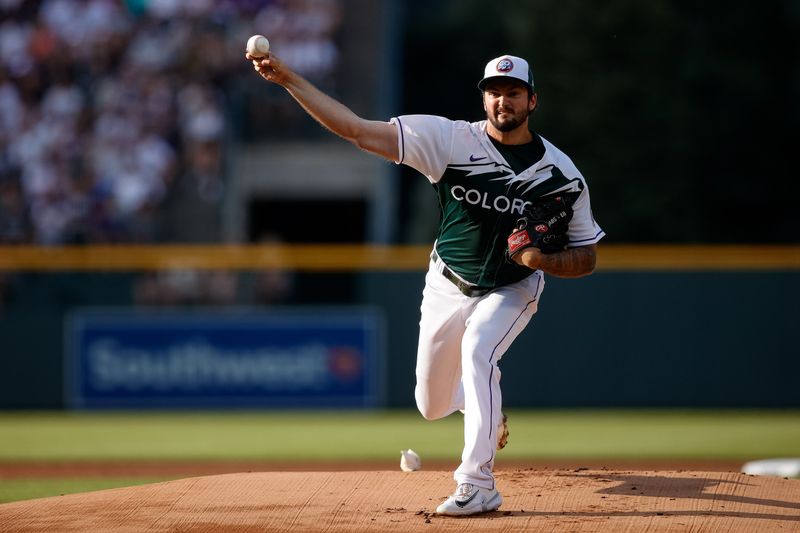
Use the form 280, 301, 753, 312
246, 35, 270, 58
400, 449, 421, 472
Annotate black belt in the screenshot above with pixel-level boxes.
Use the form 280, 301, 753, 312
431, 250, 491, 298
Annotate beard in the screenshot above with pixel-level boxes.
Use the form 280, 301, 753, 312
487, 107, 528, 132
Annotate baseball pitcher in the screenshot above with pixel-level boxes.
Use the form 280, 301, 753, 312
248, 50, 604, 516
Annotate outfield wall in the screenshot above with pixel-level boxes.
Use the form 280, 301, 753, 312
0, 245, 798, 408
363, 270, 800, 408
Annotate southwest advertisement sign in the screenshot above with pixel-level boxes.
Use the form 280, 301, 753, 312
66, 309, 383, 409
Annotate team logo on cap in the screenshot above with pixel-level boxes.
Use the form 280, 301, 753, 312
496, 58, 514, 73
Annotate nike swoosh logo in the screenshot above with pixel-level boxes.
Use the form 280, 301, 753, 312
455, 490, 479, 508
469, 155, 487, 162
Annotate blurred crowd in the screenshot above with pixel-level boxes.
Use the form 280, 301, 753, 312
0, 0, 342, 246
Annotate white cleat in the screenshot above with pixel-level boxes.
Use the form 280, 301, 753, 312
435, 483, 503, 516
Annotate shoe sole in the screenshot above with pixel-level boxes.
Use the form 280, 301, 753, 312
497, 414, 509, 450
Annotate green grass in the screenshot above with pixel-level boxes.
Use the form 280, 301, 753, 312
0, 409, 798, 503
1, 409, 798, 461
0, 478, 172, 504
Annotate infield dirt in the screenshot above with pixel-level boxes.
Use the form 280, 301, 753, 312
1, 469, 798, 532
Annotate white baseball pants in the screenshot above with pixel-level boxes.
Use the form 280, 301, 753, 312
415, 255, 545, 489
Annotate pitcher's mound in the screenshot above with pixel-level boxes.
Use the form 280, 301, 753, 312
1, 469, 798, 532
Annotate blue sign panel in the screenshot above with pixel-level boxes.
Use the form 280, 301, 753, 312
66, 308, 384, 409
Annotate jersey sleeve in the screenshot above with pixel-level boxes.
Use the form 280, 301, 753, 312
390, 115, 454, 183
567, 183, 605, 247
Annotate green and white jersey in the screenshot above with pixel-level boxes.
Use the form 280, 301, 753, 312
391, 114, 604, 289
